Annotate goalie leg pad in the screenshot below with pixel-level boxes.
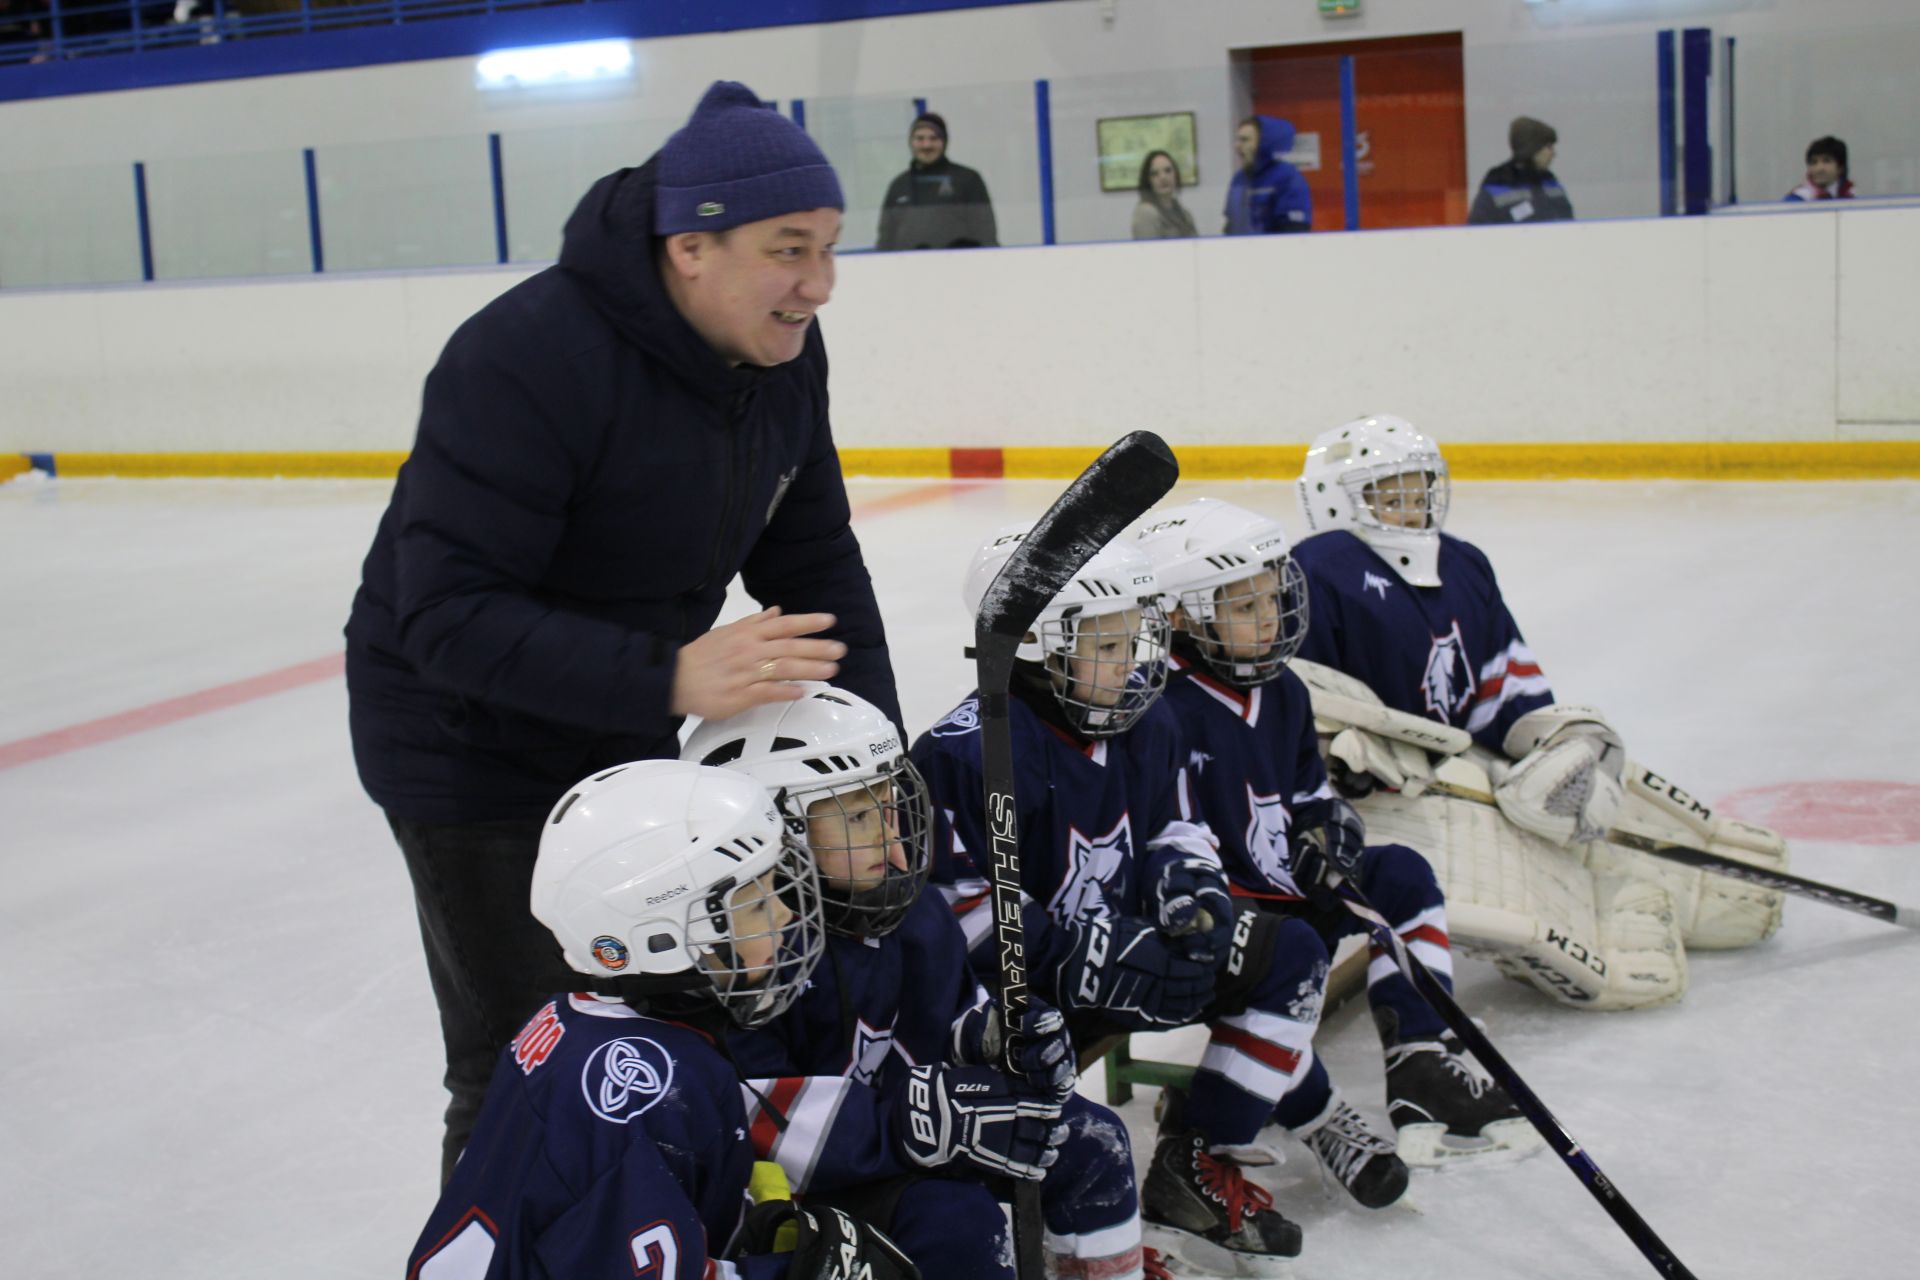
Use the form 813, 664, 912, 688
1608, 763, 1788, 949
1354, 790, 1687, 1011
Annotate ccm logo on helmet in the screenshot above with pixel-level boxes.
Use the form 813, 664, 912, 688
1136, 517, 1188, 535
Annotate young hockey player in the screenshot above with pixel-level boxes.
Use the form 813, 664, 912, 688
1289, 413, 1785, 1010
1135, 497, 1534, 1169
407, 759, 919, 1280
915, 525, 1330, 1277
686, 684, 1164, 1280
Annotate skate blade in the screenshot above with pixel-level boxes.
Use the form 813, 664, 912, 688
1142, 1224, 1295, 1278
1396, 1118, 1547, 1170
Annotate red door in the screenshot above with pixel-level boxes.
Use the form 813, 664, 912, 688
1246, 32, 1467, 230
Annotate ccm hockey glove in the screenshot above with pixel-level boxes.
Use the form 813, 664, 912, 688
1294, 798, 1367, 892
740, 1201, 922, 1280
1147, 853, 1236, 963
897, 1063, 1068, 1181
950, 994, 1076, 1101
1058, 914, 1217, 1029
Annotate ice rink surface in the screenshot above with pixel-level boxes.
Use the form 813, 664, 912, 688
3, 473, 1917, 1279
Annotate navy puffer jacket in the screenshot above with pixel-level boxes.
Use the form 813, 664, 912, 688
346, 160, 899, 822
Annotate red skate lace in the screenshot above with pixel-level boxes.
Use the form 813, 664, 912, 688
1143, 1245, 1175, 1280
1195, 1151, 1275, 1235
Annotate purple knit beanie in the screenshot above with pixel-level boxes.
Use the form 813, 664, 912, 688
656, 81, 844, 234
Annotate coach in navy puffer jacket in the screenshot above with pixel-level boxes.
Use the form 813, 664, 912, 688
344, 81, 900, 1178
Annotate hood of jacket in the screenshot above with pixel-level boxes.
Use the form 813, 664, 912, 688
1249, 116, 1298, 177
556, 159, 769, 405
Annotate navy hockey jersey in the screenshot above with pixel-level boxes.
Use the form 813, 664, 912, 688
911, 691, 1216, 1001
1161, 654, 1337, 899
726, 893, 989, 1194
408, 994, 780, 1280
1293, 529, 1553, 752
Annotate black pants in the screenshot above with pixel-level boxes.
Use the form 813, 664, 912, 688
390, 813, 577, 1183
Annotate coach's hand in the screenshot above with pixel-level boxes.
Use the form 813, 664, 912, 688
670, 607, 845, 719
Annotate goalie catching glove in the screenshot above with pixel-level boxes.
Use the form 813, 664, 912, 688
1494, 705, 1626, 847
740, 1201, 922, 1280
950, 994, 1076, 1101
896, 1063, 1068, 1181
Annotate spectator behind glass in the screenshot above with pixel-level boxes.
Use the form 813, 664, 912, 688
875, 111, 999, 250
1224, 115, 1312, 234
1785, 136, 1855, 202
1132, 149, 1198, 240
1468, 116, 1574, 226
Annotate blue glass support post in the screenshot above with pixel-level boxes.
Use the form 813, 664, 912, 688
913, 97, 927, 117
790, 99, 806, 129
488, 132, 508, 264
48, 0, 63, 52
130, 0, 144, 52
132, 161, 154, 282
1656, 30, 1677, 217
1682, 27, 1712, 215
303, 147, 324, 273
1034, 78, 1054, 246
1724, 36, 1737, 206
1338, 54, 1359, 231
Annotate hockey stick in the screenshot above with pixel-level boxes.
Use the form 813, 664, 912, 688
1327, 874, 1701, 1280
974, 431, 1180, 1279
1420, 779, 1920, 931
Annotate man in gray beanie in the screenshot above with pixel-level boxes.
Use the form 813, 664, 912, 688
1468, 114, 1575, 225
346, 79, 900, 1180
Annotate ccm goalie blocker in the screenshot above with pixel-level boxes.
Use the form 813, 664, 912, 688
1293, 660, 1687, 1011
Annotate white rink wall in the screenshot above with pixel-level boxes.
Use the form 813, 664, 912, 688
2, 200, 1916, 455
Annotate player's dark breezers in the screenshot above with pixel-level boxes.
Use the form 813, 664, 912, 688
1329, 872, 1702, 1280
971, 431, 1180, 1280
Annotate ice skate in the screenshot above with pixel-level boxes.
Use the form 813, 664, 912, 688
1142, 1129, 1301, 1277
1384, 1031, 1543, 1167
1288, 1090, 1409, 1208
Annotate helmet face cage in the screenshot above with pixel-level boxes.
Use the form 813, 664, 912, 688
1037, 598, 1172, 737
1338, 452, 1451, 537
1175, 553, 1310, 686
696, 831, 826, 1029
779, 754, 934, 938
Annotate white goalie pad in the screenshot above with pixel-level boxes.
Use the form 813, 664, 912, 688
1590, 762, 1789, 950
1493, 706, 1626, 848
1357, 768, 1687, 1011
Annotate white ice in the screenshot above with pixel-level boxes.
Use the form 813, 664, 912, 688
2, 475, 1917, 1279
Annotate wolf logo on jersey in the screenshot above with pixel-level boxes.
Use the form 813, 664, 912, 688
1422, 621, 1476, 721
1051, 816, 1135, 921
931, 698, 981, 739
1243, 786, 1295, 889
583, 1036, 675, 1124
846, 1016, 900, 1086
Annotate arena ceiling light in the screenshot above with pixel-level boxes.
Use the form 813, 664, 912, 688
476, 40, 636, 91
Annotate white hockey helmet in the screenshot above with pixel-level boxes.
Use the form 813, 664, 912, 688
1297, 413, 1451, 587
1132, 497, 1309, 686
682, 683, 931, 939
531, 759, 825, 1029
961, 523, 1172, 737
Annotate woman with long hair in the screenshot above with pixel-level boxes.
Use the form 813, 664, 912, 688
1131, 149, 1197, 240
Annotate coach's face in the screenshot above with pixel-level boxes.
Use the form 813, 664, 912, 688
663, 207, 840, 367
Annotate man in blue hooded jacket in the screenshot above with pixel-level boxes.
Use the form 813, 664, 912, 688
1224, 115, 1312, 235
345, 80, 901, 1181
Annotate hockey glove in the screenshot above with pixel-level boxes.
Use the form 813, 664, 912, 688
1294, 798, 1367, 891
1058, 914, 1217, 1029
951, 994, 1076, 1101
1148, 853, 1235, 964
741, 1201, 922, 1280
896, 1063, 1068, 1182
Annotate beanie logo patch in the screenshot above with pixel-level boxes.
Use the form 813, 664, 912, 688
697, 201, 725, 218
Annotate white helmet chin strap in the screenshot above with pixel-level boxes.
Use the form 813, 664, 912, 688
1358, 523, 1443, 587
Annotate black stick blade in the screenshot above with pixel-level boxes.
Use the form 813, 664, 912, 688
974, 431, 1179, 641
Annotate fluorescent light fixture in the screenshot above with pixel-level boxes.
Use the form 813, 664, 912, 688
476, 40, 636, 91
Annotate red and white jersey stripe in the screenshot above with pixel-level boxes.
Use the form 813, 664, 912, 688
739, 1075, 856, 1194
1366, 904, 1452, 988
1464, 640, 1549, 736
1197, 1005, 1316, 1105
